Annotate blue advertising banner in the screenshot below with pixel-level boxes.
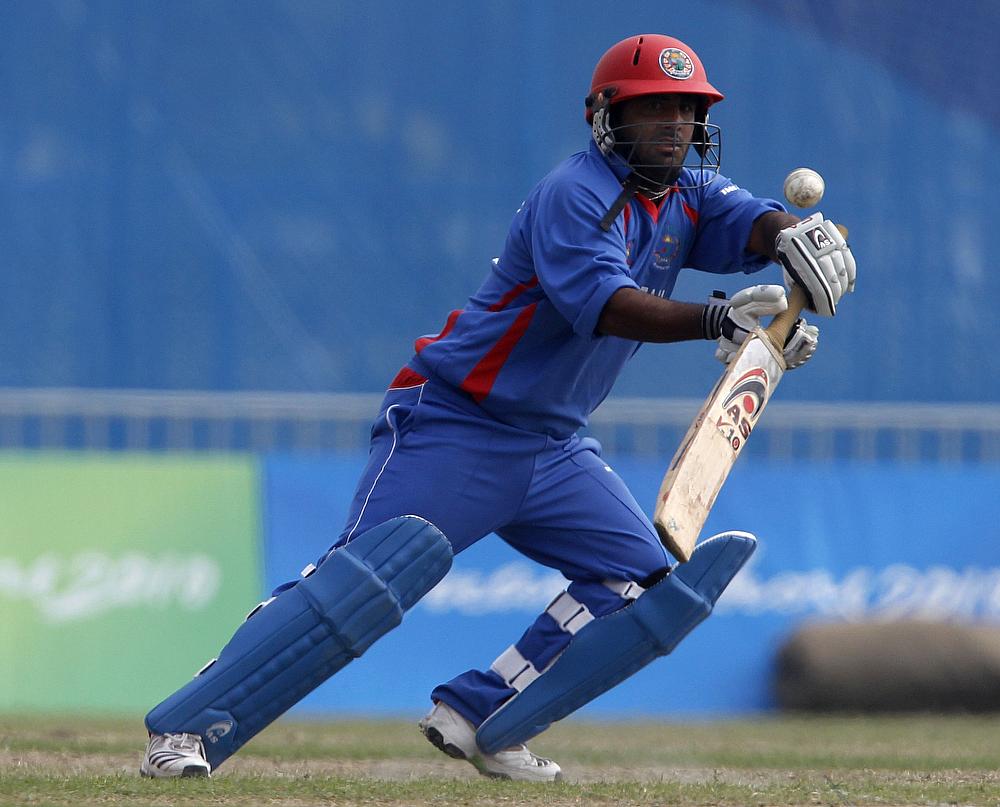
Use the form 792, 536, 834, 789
261, 453, 1000, 716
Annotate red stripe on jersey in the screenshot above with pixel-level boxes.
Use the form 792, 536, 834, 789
415, 309, 461, 353
461, 302, 538, 403
636, 194, 659, 222
682, 201, 699, 225
388, 367, 428, 389
622, 203, 631, 237
488, 276, 539, 312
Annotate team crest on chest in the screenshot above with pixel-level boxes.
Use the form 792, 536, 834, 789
652, 232, 680, 269
659, 48, 694, 80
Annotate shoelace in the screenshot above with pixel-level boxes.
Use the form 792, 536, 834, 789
164, 733, 200, 752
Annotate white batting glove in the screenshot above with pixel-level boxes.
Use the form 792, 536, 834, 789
775, 213, 856, 317
781, 318, 820, 369
709, 285, 786, 362
710, 286, 820, 369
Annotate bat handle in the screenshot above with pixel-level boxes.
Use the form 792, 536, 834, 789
763, 283, 808, 355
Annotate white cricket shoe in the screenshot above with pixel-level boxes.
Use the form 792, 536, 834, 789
140, 732, 211, 778
418, 701, 562, 782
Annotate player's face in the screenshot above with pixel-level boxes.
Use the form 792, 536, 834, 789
615, 93, 697, 174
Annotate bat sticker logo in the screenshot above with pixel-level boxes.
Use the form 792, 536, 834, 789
721, 368, 769, 419
716, 367, 769, 452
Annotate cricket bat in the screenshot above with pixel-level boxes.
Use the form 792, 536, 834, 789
653, 283, 808, 562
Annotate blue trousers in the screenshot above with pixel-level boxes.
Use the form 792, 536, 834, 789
332, 379, 670, 726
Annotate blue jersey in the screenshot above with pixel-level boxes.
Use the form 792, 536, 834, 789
398, 139, 784, 437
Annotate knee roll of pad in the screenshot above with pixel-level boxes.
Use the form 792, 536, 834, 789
476, 531, 756, 754
145, 515, 452, 769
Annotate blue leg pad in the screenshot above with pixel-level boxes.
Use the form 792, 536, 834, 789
475, 531, 755, 754
145, 515, 452, 769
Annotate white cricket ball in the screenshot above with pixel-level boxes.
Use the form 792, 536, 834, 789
783, 167, 825, 208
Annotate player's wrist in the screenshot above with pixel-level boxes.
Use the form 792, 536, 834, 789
701, 298, 730, 340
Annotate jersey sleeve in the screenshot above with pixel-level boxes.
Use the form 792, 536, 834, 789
528, 179, 639, 338
685, 173, 785, 275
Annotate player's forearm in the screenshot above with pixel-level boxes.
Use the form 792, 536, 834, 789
747, 211, 801, 260
596, 287, 708, 343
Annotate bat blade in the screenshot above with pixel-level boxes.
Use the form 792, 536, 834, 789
653, 328, 786, 562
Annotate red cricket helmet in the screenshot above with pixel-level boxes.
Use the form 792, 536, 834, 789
585, 34, 723, 123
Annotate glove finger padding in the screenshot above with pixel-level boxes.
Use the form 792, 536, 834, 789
723, 284, 787, 339
826, 220, 857, 294
727, 284, 787, 324
775, 213, 856, 317
715, 337, 740, 365
713, 284, 787, 365
783, 318, 820, 369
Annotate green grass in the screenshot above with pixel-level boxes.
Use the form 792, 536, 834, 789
3, 713, 1000, 805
